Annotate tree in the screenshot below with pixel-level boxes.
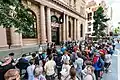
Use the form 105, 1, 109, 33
92, 6, 109, 41
113, 27, 120, 35
0, 0, 35, 36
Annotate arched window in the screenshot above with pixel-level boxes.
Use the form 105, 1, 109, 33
69, 0, 71, 6
81, 24, 83, 37
22, 10, 37, 38
69, 21, 71, 37
74, 0, 76, 7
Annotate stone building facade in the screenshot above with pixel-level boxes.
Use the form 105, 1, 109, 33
85, 1, 110, 37
0, 0, 86, 48
85, 1, 97, 36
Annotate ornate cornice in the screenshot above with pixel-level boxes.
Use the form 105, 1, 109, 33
49, 0, 86, 20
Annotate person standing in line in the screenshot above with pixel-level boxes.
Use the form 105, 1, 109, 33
1, 53, 15, 67
27, 59, 35, 80
74, 52, 83, 80
83, 65, 95, 80
65, 66, 79, 80
60, 60, 71, 80
104, 52, 112, 73
112, 38, 115, 50
44, 54, 56, 80
54, 50, 63, 80
4, 69, 20, 80
34, 66, 46, 80
61, 51, 70, 64
93, 51, 104, 80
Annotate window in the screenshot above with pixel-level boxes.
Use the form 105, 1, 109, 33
74, 0, 76, 8
69, 0, 71, 6
88, 22, 92, 26
80, 24, 83, 37
69, 21, 71, 37
88, 28, 91, 32
22, 10, 37, 38
87, 12, 92, 21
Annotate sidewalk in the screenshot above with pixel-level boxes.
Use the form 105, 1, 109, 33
102, 64, 112, 80
0, 45, 39, 59
102, 44, 120, 80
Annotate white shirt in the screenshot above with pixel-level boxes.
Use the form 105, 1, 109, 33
61, 55, 70, 63
61, 64, 71, 77
27, 65, 35, 80
61, 64, 71, 80
44, 60, 56, 76
105, 54, 111, 63
84, 74, 93, 80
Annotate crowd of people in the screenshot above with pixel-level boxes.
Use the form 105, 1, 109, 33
0, 39, 115, 80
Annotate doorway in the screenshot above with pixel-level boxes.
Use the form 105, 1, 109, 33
6, 28, 11, 49
52, 27, 60, 45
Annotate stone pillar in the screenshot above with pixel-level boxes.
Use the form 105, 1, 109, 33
66, 15, 69, 41
47, 7, 52, 43
76, 19, 80, 40
73, 18, 76, 40
36, 10, 40, 44
63, 13, 66, 41
70, 17, 73, 40
59, 24, 62, 42
40, 5, 46, 44
11, 28, 22, 46
0, 27, 8, 47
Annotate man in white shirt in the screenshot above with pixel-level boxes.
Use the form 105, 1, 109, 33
44, 54, 56, 80
61, 51, 70, 63
104, 52, 111, 73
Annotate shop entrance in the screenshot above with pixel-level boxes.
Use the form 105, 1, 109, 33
52, 27, 60, 45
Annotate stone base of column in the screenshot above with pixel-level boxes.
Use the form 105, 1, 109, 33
0, 45, 9, 48
11, 44, 22, 47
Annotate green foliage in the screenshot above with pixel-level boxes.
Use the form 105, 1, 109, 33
113, 27, 120, 35
0, 0, 35, 37
92, 6, 109, 41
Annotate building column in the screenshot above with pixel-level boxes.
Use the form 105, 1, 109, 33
40, 5, 46, 44
66, 15, 69, 41
76, 19, 80, 40
47, 7, 52, 43
74, 18, 76, 40
11, 28, 22, 46
70, 17, 73, 40
59, 24, 62, 42
63, 13, 66, 41
0, 28, 8, 47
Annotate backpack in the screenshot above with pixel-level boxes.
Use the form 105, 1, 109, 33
71, 52, 77, 62
93, 56, 99, 64
109, 48, 114, 55
97, 57, 103, 68
56, 56, 62, 67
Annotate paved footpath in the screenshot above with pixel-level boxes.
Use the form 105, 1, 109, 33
102, 43, 120, 80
